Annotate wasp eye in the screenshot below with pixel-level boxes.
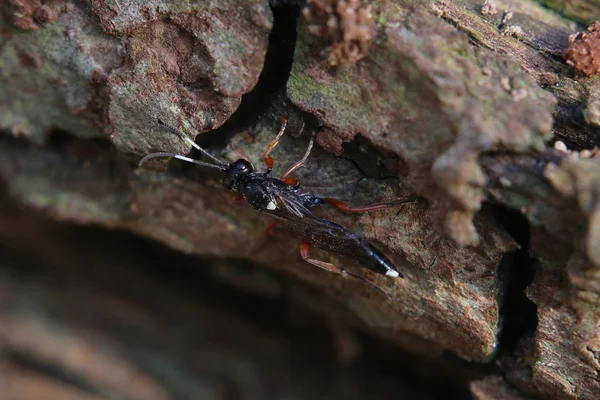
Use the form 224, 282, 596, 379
229, 159, 253, 176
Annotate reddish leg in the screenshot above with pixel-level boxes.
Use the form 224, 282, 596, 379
300, 241, 391, 298
264, 219, 278, 237
300, 240, 347, 276
280, 128, 314, 181
252, 220, 278, 255
325, 197, 416, 213
281, 177, 298, 185
263, 114, 287, 171
231, 192, 244, 202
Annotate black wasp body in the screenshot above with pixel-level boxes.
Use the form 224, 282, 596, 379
140, 116, 415, 291
223, 158, 403, 279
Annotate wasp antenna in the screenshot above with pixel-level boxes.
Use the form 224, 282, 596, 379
157, 119, 228, 166
138, 152, 228, 171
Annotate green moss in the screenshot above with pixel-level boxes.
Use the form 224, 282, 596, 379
537, 0, 600, 25
376, 14, 387, 26
0, 19, 107, 143
452, 48, 469, 58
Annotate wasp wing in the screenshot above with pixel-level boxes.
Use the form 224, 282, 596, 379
263, 190, 384, 270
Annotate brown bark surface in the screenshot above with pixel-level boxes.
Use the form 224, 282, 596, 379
1, 1, 599, 399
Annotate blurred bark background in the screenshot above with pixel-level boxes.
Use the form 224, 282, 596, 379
0, 0, 599, 399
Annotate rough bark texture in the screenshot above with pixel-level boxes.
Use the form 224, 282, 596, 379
0, 204, 477, 399
1, 0, 599, 399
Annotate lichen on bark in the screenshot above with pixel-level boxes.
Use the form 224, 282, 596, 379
288, 1, 555, 246
1, 0, 600, 399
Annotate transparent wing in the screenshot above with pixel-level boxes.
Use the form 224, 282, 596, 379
265, 191, 363, 256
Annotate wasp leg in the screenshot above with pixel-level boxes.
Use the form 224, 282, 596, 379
325, 197, 417, 213
280, 177, 299, 185
263, 114, 288, 173
250, 219, 277, 254
300, 240, 347, 275
231, 192, 244, 202
264, 219, 277, 237
300, 241, 392, 298
280, 127, 313, 184
251, 220, 278, 255
350, 176, 367, 203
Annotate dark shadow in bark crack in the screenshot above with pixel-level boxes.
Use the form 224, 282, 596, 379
192, 1, 301, 153
493, 206, 538, 357
0, 201, 478, 400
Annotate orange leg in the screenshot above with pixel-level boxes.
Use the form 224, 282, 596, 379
252, 220, 279, 255
325, 197, 416, 213
300, 240, 347, 276
231, 192, 244, 202
281, 177, 298, 185
280, 128, 313, 181
300, 241, 391, 298
264, 219, 278, 237
263, 114, 287, 171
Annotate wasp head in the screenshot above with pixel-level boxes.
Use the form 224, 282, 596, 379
223, 159, 254, 191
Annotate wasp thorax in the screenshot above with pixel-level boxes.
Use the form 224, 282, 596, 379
223, 159, 254, 190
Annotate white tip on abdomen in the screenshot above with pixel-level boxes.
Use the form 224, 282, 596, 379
386, 270, 400, 278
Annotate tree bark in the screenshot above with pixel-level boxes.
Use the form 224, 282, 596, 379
0, 0, 599, 399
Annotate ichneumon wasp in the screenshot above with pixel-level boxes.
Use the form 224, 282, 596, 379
139, 115, 415, 295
